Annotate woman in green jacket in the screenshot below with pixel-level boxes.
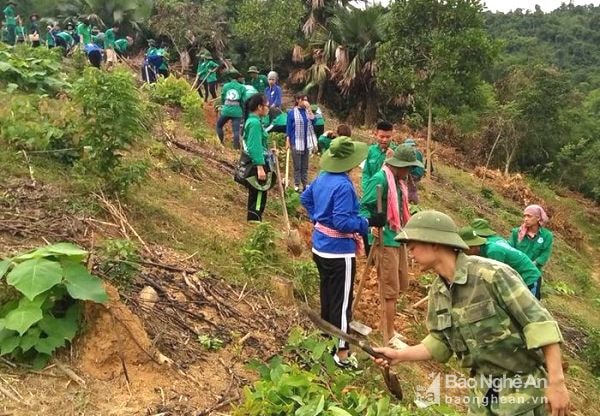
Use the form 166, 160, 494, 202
242, 94, 273, 221
509, 204, 553, 299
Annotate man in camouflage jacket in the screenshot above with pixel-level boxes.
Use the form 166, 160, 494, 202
374, 210, 570, 416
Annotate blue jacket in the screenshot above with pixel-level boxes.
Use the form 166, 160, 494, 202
265, 85, 281, 108
286, 108, 316, 149
300, 172, 369, 256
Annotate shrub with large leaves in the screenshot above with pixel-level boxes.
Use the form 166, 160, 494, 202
0, 243, 108, 368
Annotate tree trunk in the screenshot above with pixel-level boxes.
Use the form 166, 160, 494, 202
180, 50, 191, 74
504, 144, 517, 175
365, 88, 378, 127
426, 101, 433, 176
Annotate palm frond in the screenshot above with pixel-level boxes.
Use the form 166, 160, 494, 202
292, 44, 306, 63
303, 12, 317, 37
332, 45, 349, 75
289, 69, 308, 84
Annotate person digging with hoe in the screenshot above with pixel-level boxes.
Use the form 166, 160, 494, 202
360, 146, 423, 347
301, 137, 386, 369
373, 210, 569, 415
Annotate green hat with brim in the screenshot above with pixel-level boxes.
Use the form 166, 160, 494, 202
385, 145, 424, 168
395, 210, 469, 250
247, 66, 259, 73
246, 172, 276, 191
470, 218, 496, 237
459, 226, 487, 247
227, 68, 242, 78
320, 136, 368, 173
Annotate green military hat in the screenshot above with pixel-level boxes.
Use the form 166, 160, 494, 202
470, 218, 496, 237
320, 136, 368, 173
385, 145, 424, 168
395, 210, 469, 250
458, 226, 487, 247
247, 66, 259, 73
404, 137, 416, 146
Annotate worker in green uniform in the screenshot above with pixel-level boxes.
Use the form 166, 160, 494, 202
509, 205, 553, 300
104, 23, 119, 66
216, 69, 247, 150
470, 218, 506, 244
360, 146, 423, 347
247, 66, 268, 94
194, 53, 219, 100
14, 18, 25, 43
55, 30, 75, 54
91, 29, 104, 47
2, 1, 17, 45
76, 17, 91, 44
460, 226, 542, 296
403, 138, 425, 203
312, 104, 326, 137
241, 94, 275, 221
156, 42, 170, 77
318, 124, 351, 154
361, 120, 396, 192
374, 210, 570, 416
114, 36, 133, 57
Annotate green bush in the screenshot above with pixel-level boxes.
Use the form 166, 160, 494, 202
292, 260, 319, 299
240, 222, 278, 279
72, 67, 149, 194
97, 239, 139, 290
148, 75, 193, 107
285, 187, 302, 219
0, 44, 69, 94
585, 329, 600, 376
0, 243, 108, 369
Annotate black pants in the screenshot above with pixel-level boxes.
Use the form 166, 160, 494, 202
200, 81, 217, 100
314, 125, 325, 137
313, 253, 356, 351
247, 187, 268, 221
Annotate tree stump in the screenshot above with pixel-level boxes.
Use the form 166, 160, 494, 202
271, 276, 295, 305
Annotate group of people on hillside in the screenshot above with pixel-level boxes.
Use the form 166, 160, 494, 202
1, 3, 134, 69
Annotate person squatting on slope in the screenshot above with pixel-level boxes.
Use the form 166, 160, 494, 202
301, 137, 386, 368
373, 210, 569, 416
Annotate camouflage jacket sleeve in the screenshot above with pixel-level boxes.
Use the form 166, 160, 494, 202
421, 284, 454, 363
488, 265, 563, 349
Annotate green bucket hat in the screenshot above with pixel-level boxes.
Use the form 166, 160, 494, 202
246, 172, 276, 191
320, 137, 368, 173
385, 145, 424, 168
395, 210, 469, 250
247, 66, 259, 73
470, 218, 496, 237
404, 138, 416, 146
459, 226, 487, 247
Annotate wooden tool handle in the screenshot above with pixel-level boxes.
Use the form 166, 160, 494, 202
376, 184, 383, 213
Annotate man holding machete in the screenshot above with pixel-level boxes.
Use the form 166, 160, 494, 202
360, 145, 423, 348
301, 137, 386, 368
373, 210, 570, 415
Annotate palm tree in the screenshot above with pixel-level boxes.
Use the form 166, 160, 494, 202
304, 5, 386, 124
302, 0, 362, 36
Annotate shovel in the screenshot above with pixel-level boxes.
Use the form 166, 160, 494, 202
273, 151, 303, 256
301, 305, 403, 400
284, 148, 291, 189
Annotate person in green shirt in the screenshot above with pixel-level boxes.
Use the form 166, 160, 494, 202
317, 124, 352, 154
156, 42, 170, 77
361, 120, 396, 193
194, 53, 219, 100
460, 226, 542, 295
509, 205, 553, 299
216, 69, 247, 150
76, 17, 91, 44
241, 94, 274, 221
104, 23, 119, 65
15, 20, 25, 44
114, 36, 133, 57
247, 66, 268, 94
402, 138, 425, 203
55, 31, 75, 54
373, 210, 569, 416
360, 146, 423, 347
91, 29, 104, 47
2, 1, 17, 45
311, 104, 325, 137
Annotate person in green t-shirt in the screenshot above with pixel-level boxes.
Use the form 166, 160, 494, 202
402, 138, 425, 204
194, 53, 219, 100
317, 124, 352, 154
460, 226, 542, 295
216, 69, 247, 150
361, 120, 397, 194
76, 17, 91, 44
247, 66, 268, 94
114, 36, 133, 57
360, 146, 424, 346
15, 19, 25, 44
508, 204, 553, 300
242, 94, 274, 222
55, 31, 75, 55
2, 1, 17, 45
104, 23, 119, 65
311, 104, 325, 137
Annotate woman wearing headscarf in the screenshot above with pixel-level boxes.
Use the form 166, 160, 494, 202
509, 204, 553, 299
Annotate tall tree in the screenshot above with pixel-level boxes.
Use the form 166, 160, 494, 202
378, 0, 496, 174
304, 5, 386, 125
233, 0, 304, 70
